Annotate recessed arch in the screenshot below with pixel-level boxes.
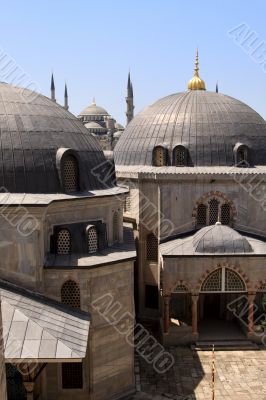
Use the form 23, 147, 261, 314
233, 143, 251, 167
152, 145, 168, 166
172, 145, 188, 166
57, 228, 71, 255
198, 266, 248, 293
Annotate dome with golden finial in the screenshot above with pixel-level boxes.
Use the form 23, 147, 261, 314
187, 49, 206, 90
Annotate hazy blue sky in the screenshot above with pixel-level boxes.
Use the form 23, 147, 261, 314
1, 0, 266, 125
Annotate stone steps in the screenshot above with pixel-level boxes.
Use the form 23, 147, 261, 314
192, 340, 259, 351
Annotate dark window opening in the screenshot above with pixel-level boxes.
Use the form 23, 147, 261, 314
62, 362, 83, 389
145, 285, 159, 309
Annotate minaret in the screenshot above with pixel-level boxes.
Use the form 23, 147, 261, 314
126, 72, 134, 125
216, 81, 219, 93
64, 83, 69, 110
51, 73, 56, 102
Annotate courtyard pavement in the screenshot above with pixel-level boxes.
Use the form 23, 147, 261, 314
131, 347, 266, 400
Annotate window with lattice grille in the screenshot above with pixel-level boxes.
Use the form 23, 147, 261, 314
225, 269, 246, 292
113, 212, 119, 242
61, 280, 80, 309
209, 198, 219, 225
173, 146, 187, 166
62, 155, 79, 193
201, 267, 246, 292
197, 204, 207, 227
146, 233, 158, 262
124, 195, 131, 212
153, 147, 167, 166
259, 283, 266, 291
87, 226, 98, 254
62, 362, 83, 389
221, 203, 231, 225
57, 229, 71, 255
173, 284, 189, 293
236, 146, 249, 166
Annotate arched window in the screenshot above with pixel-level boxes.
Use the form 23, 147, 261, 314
234, 144, 250, 167
124, 195, 131, 212
87, 226, 98, 254
61, 280, 82, 389
197, 204, 207, 227
153, 146, 167, 166
57, 229, 71, 255
146, 233, 158, 262
196, 197, 232, 227
113, 212, 119, 242
173, 145, 187, 166
62, 155, 79, 193
61, 280, 81, 309
209, 198, 219, 225
201, 267, 246, 292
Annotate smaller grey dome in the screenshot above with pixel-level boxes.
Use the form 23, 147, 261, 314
84, 122, 107, 132
193, 223, 253, 254
115, 122, 124, 130
79, 101, 109, 117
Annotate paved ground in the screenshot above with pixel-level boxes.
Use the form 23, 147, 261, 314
131, 347, 266, 400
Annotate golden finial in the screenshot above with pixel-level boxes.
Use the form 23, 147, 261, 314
92, 97, 96, 106
187, 48, 206, 91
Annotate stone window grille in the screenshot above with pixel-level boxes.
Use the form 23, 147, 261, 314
153, 146, 167, 166
57, 229, 71, 255
61, 280, 81, 309
173, 284, 189, 293
146, 233, 158, 262
221, 203, 231, 225
201, 267, 246, 292
209, 198, 219, 225
62, 155, 79, 193
113, 212, 119, 242
197, 204, 207, 227
62, 363, 83, 389
87, 226, 98, 254
173, 146, 187, 166
124, 195, 131, 212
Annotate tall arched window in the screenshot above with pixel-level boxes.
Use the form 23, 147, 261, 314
146, 233, 158, 262
87, 226, 98, 254
61, 280, 82, 389
209, 198, 219, 225
197, 204, 207, 227
153, 146, 167, 166
113, 212, 119, 242
61, 280, 81, 309
173, 145, 187, 166
57, 229, 71, 255
62, 155, 79, 193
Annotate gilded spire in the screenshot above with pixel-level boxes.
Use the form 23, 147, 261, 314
92, 97, 96, 106
187, 49, 206, 91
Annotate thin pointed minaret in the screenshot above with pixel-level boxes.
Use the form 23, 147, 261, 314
126, 72, 134, 125
51, 73, 56, 102
64, 83, 69, 110
216, 81, 219, 93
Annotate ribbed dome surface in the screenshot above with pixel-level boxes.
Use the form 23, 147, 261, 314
193, 224, 253, 254
0, 82, 111, 193
79, 103, 109, 117
114, 90, 266, 166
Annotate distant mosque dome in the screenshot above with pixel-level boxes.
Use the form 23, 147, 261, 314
84, 121, 108, 134
114, 51, 266, 166
114, 122, 124, 131
193, 223, 253, 254
78, 99, 109, 121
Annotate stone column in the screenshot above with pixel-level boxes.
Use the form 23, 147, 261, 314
163, 296, 170, 334
247, 292, 256, 337
23, 382, 34, 400
191, 294, 199, 336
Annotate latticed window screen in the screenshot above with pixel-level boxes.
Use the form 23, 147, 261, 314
173, 146, 186, 166
173, 284, 189, 292
201, 268, 246, 292
57, 229, 71, 255
237, 146, 248, 165
225, 269, 246, 292
197, 204, 207, 227
62, 155, 79, 193
259, 283, 266, 291
209, 198, 219, 225
202, 269, 222, 292
124, 195, 131, 212
153, 147, 166, 166
87, 226, 98, 254
61, 280, 80, 309
146, 233, 158, 262
221, 203, 231, 225
62, 362, 83, 389
113, 212, 119, 242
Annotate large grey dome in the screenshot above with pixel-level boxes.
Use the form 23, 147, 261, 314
0, 82, 111, 193
114, 90, 266, 166
193, 223, 253, 254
